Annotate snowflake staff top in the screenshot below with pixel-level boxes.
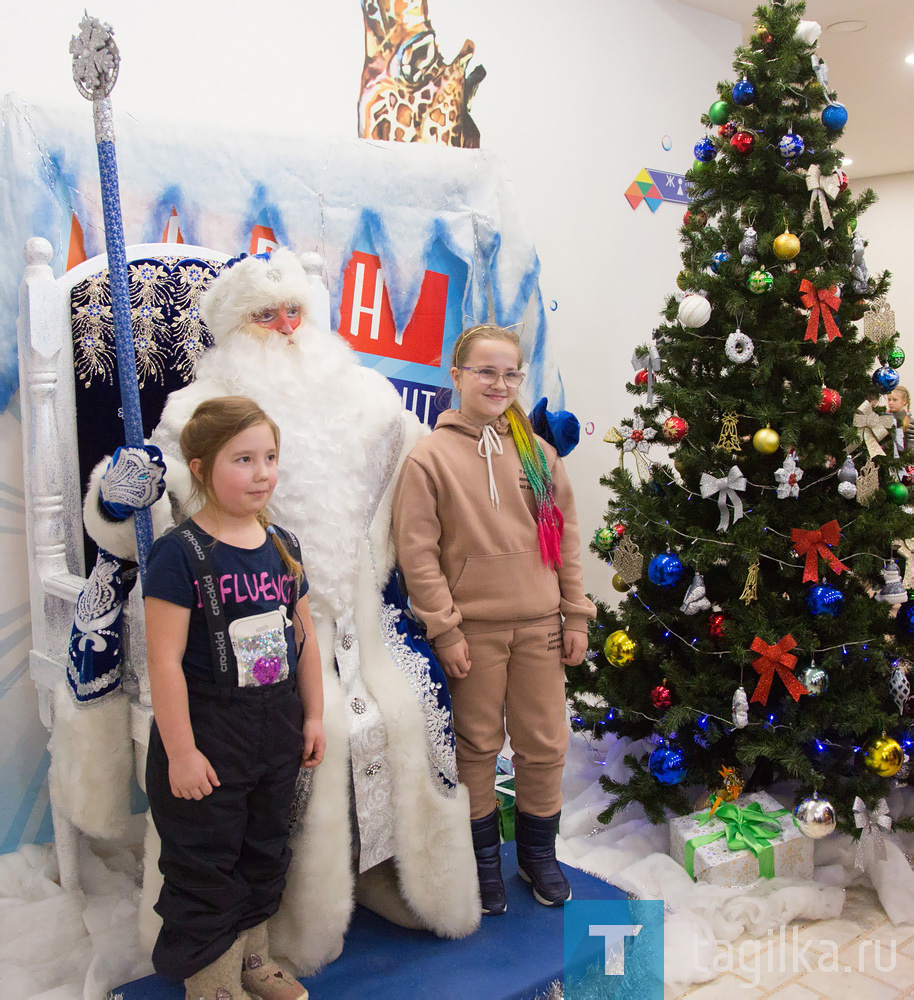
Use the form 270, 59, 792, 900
70, 14, 119, 101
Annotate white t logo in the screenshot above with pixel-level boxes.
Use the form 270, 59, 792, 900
588, 924, 643, 976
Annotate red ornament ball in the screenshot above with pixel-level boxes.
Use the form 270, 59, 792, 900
683, 209, 708, 228
650, 684, 673, 710
836, 170, 849, 193
718, 121, 737, 139
708, 612, 727, 640
819, 388, 842, 413
730, 131, 755, 155
662, 415, 689, 442
613, 523, 626, 538
635, 369, 649, 386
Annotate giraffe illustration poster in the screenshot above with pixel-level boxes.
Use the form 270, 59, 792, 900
358, 0, 486, 147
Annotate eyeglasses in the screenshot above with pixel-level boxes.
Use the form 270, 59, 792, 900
458, 366, 526, 388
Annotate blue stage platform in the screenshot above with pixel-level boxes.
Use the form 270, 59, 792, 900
115, 843, 627, 1000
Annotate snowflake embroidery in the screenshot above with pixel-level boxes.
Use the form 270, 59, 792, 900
774, 450, 804, 499
620, 416, 656, 455
380, 602, 458, 791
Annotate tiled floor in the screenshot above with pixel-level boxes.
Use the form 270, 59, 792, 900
666, 885, 914, 999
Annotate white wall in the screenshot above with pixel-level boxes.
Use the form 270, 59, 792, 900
851, 171, 914, 367
0, 0, 740, 847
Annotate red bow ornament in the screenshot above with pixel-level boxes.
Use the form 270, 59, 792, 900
800, 280, 841, 343
791, 520, 849, 584
750, 634, 809, 706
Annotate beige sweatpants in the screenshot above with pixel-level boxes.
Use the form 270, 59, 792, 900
447, 619, 569, 820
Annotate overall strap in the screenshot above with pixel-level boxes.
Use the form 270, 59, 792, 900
173, 519, 236, 685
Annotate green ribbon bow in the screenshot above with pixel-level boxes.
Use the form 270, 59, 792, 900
684, 800, 791, 880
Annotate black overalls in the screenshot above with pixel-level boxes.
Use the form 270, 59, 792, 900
145, 523, 306, 982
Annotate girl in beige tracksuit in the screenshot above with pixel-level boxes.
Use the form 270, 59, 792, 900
393, 324, 595, 915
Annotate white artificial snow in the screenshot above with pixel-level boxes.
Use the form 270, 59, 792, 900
2, 733, 914, 996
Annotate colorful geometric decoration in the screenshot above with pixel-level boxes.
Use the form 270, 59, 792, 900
625, 169, 691, 212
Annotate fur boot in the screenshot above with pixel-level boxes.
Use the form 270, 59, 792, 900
242, 922, 309, 1000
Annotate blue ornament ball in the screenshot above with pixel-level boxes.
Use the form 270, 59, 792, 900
649, 746, 688, 785
873, 365, 900, 392
821, 103, 849, 130
710, 251, 731, 273
732, 80, 756, 106
648, 552, 685, 587
806, 583, 845, 617
778, 132, 805, 158
898, 603, 914, 636
694, 137, 717, 162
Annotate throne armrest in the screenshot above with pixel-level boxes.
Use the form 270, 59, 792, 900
42, 571, 88, 603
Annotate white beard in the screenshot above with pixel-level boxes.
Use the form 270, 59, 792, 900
194, 325, 373, 619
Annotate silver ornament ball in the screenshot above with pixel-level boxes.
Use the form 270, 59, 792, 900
798, 665, 828, 696
794, 794, 837, 839
838, 481, 857, 500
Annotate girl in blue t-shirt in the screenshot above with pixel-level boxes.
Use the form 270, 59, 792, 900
144, 395, 322, 1000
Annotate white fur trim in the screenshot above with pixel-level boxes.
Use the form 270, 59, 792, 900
353, 542, 481, 937
48, 683, 131, 838
271, 615, 354, 974
139, 811, 164, 953
199, 249, 315, 344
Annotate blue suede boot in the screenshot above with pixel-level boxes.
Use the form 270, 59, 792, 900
470, 808, 507, 915
515, 810, 572, 907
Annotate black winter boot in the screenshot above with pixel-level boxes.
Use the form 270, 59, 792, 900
470, 808, 507, 915
515, 810, 572, 907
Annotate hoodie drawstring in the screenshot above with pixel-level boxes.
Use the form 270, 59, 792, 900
477, 424, 503, 510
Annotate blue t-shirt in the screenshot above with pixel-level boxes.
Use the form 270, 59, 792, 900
144, 524, 308, 683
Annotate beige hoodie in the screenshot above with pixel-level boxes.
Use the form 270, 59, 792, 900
393, 409, 596, 647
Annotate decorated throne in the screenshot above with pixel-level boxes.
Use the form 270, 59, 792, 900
16, 237, 327, 888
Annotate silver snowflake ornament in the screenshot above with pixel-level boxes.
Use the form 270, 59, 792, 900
774, 450, 804, 499
70, 14, 119, 100
619, 415, 656, 455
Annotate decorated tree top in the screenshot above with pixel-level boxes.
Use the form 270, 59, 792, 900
569, 0, 914, 839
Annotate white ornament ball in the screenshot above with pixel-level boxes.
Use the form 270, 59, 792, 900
794, 794, 836, 839
838, 481, 857, 500
678, 294, 712, 329
795, 20, 822, 45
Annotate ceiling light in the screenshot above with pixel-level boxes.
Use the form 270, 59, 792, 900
842, 157, 853, 166
828, 20, 867, 33
906, 53, 914, 64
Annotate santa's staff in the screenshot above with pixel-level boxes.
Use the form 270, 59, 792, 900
69, 14, 153, 579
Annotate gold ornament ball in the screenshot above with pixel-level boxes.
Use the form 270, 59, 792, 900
604, 629, 638, 666
611, 573, 630, 593
773, 231, 801, 260
752, 427, 781, 454
865, 736, 904, 777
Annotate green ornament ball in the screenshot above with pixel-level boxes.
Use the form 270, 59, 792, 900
888, 346, 906, 368
887, 482, 909, 505
709, 100, 729, 126
692, 159, 712, 176
747, 269, 773, 294
594, 527, 615, 551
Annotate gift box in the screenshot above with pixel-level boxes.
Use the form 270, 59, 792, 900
495, 773, 516, 842
669, 791, 814, 886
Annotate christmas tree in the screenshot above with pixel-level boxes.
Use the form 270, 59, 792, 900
567, 0, 914, 839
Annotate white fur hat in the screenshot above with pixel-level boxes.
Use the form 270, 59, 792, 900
200, 248, 313, 342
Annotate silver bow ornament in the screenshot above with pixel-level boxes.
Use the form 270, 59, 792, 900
853, 796, 892, 872
631, 345, 661, 407
700, 466, 747, 532
800, 164, 841, 231
853, 400, 895, 458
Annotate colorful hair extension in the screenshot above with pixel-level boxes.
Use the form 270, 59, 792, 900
505, 408, 564, 569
